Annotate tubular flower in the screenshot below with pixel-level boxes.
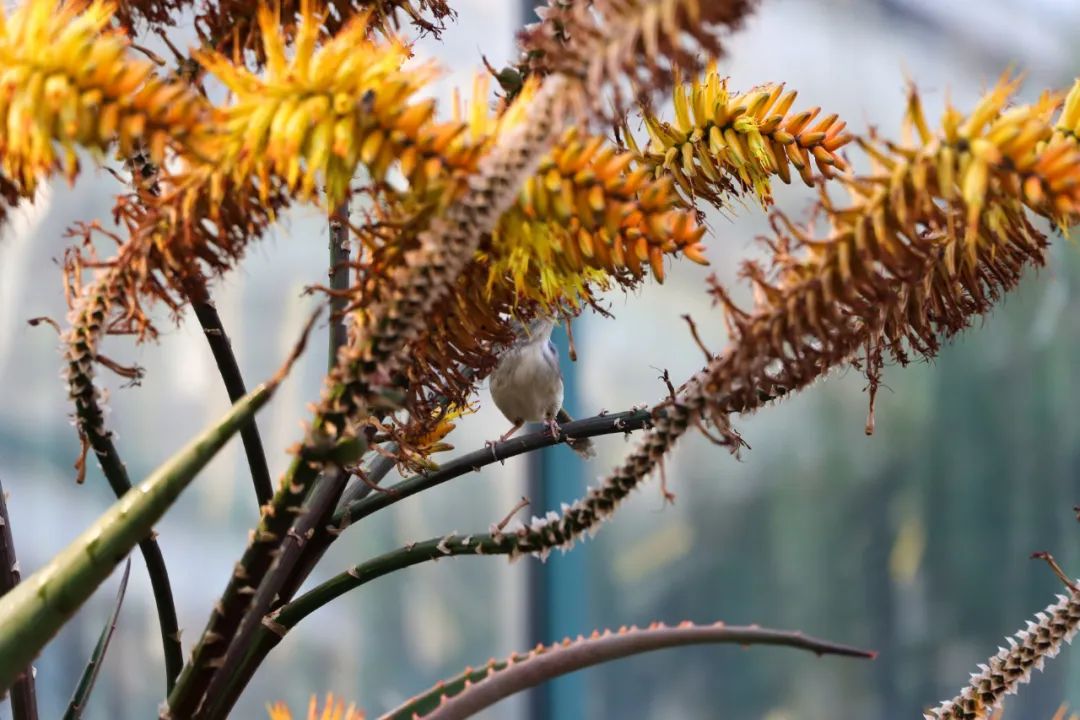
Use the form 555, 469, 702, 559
1053, 78, 1080, 143
628, 64, 851, 208
493, 77, 1080, 562
267, 693, 365, 720
196, 0, 454, 66
368, 75, 708, 309
196, 3, 437, 204
491, 126, 707, 301
0, 0, 211, 191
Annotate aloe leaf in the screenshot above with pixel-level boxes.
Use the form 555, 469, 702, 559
384, 622, 874, 720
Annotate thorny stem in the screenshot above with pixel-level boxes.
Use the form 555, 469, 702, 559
275, 448, 398, 605
191, 297, 274, 508
215, 411, 652, 695
334, 410, 653, 528
328, 198, 351, 372
282, 534, 510, 627
166, 76, 569, 719
290, 410, 654, 589
241, 196, 360, 646
197, 469, 348, 720
66, 273, 184, 692
225, 534, 511, 694
0, 477, 38, 720
416, 622, 874, 720
387, 624, 866, 720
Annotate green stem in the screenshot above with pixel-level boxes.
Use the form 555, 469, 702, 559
224, 534, 511, 706
281, 534, 508, 628
275, 447, 397, 612
192, 297, 274, 508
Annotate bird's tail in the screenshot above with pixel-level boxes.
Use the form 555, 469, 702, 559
557, 409, 596, 460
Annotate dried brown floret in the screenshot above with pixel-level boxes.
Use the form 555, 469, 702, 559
517, 0, 758, 115
195, 0, 454, 65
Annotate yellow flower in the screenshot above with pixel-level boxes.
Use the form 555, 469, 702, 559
1056, 79, 1080, 141
371, 74, 708, 310
407, 402, 478, 456
267, 693, 365, 720
494, 126, 707, 297
630, 62, 851, 208
0, 0, 210, 191
197, 0, 437, 204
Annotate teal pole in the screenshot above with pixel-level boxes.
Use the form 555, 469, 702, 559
525, 326, 589, 720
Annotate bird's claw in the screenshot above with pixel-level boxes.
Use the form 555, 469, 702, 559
484, 439, 504, 464
545, 418, 562, 440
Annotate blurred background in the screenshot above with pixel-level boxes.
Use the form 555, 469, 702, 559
2, 0, 1080, 717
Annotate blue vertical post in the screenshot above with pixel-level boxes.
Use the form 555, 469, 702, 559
526, 329, 588, 720
518, 6, 588, 719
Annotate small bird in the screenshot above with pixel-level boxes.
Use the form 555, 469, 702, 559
488, 317, 595, 459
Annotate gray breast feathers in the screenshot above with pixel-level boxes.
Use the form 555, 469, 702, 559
489, 342, 565, 423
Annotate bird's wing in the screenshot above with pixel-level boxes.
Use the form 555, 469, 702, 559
542, 340, 563, 382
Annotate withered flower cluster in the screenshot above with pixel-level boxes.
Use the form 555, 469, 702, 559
193, 0, 453, 62
500, 75, 1080, 559
110, 0, 452, 62
516, 0, 757, 111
